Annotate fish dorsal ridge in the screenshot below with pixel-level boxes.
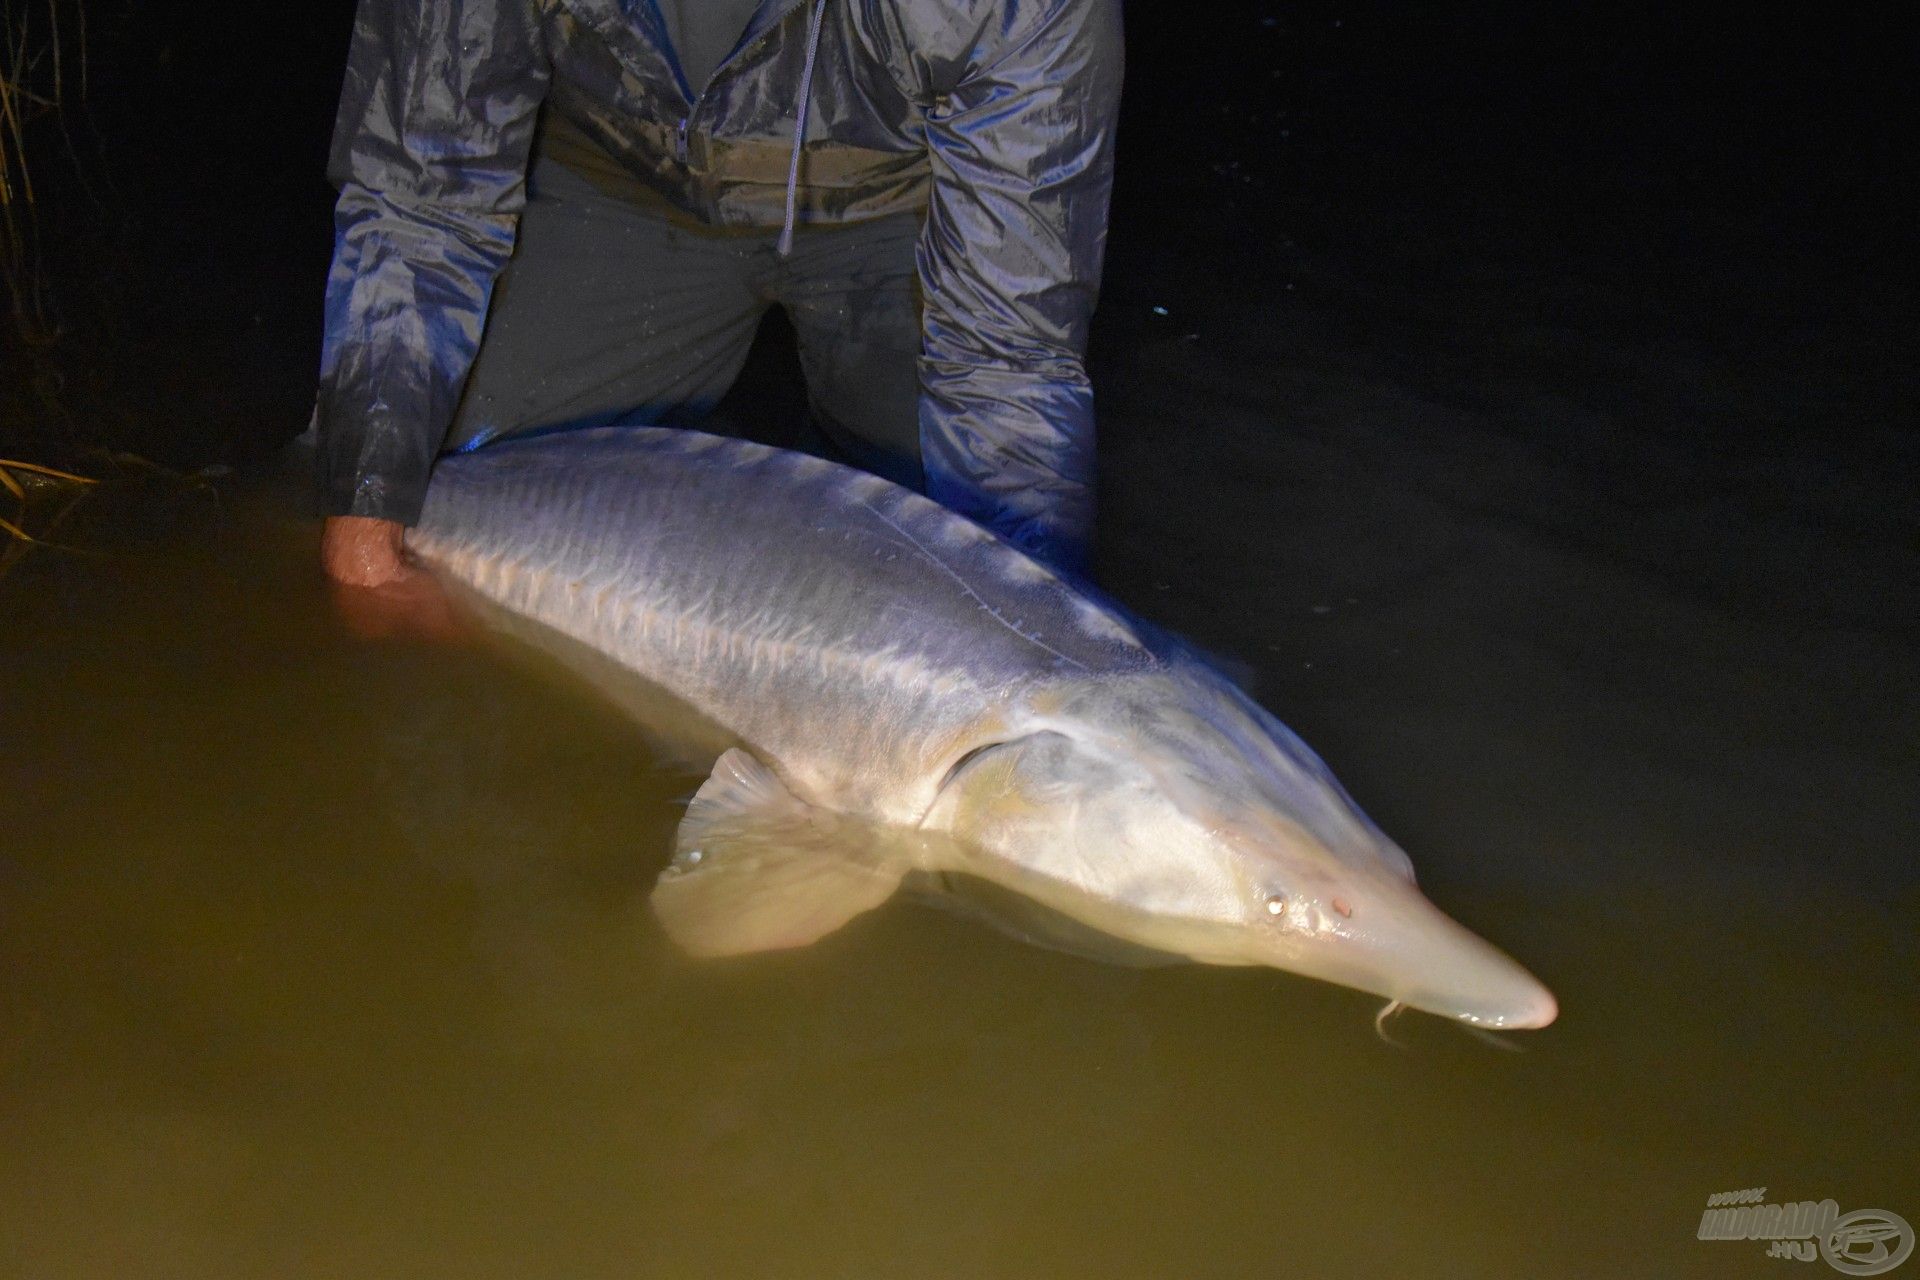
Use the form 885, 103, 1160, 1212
851, 496, 1093, 673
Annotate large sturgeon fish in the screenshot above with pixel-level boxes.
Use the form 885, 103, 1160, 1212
410, 426, 1556, 1029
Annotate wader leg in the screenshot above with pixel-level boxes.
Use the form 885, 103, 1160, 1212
768, 210, 926, 490
445, 159, 768, 453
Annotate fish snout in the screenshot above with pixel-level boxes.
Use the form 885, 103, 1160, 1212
1500, 981, 1558, 1030
1264, 869, 1558, 1030
1368, 890, 1558, 1029
1402, 951, 1558, 1029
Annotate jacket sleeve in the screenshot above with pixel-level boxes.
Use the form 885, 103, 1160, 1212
915, 0, 1123, 574
315, 0, 551, 524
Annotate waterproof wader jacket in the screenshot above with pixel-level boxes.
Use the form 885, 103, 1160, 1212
314, 0, 1123, 566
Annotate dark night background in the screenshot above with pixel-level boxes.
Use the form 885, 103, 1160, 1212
4, 1, 1908, 485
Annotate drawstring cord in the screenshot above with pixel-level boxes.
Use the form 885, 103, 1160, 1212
777, 0, 828, 257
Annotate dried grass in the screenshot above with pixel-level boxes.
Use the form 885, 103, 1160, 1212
1, 0, 89, 346
0, 453, 95, 576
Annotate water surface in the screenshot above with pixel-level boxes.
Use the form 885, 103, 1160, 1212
1, 473, 1913, 1280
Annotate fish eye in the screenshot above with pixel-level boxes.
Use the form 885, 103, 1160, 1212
1264, 893, 1287, 916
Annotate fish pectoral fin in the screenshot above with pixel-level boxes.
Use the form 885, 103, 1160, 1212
650, 748, 908, 957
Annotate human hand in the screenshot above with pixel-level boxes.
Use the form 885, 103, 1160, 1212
321, 515, 468, 642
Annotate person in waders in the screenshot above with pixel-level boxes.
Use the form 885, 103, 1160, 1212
314, 0, 1123, 625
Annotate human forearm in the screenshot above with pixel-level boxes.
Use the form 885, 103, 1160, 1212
918, 359, 1097, 573
915, 0, 1121, 574
314, 184, 525, 524
316, 0, 551, 521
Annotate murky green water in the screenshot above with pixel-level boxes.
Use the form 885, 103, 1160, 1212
2, 475, 1913, 1279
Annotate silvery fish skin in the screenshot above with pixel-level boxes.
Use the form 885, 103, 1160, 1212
409, 427, 1557, 1030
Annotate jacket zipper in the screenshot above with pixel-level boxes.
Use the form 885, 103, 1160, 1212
673, 0, 810, 166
